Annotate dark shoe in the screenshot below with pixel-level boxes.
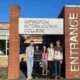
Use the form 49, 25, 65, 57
54, 76, 57, 80
53, 76, 55, 79
58, 76, 61, 80
50, 76, 53, 79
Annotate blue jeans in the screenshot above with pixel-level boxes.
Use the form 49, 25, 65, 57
27, 57, 33, 78
54, 60, 61, 76
42, 62, 47, 65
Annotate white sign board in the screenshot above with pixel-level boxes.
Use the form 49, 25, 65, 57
19, 18, 63, 34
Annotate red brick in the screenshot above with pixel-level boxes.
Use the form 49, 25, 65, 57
64, 6, 80, 79
8, 6, 20, 80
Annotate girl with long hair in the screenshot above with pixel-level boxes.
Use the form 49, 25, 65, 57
42, 45, 48, 75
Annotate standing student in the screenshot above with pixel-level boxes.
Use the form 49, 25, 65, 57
26, 40, 34, 80
33, 45, 42, 77
54, 40, 63, 80
42, 45, 48, 75
47, 43, 54, 78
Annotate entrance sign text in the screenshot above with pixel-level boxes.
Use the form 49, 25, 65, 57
69, 13, 80, 71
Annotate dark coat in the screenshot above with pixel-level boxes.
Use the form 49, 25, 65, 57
33, 50, 42, 62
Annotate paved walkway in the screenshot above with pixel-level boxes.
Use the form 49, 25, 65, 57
0, 67, 80, 80
15, 70, 80, 80
19, 70, 65, 80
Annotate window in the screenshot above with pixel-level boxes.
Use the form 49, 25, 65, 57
0, 35, 9, 56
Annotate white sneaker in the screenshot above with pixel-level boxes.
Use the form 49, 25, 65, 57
30, 76, 33, 79
27, 77, 33, 80
26, 77, 31, 80
26, 78, 29, 80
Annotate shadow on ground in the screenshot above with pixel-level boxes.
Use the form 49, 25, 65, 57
0, 67, 80, 80
19, 59, 66, 80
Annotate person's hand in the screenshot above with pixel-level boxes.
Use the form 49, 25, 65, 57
60, 60, 62, 64
39, 62, 42, 64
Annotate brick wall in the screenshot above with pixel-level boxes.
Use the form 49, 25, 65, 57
0, 55, 26, 67
64, 6, 80, 79
8, 6, 20, 79
0, 23, 9, 29
0, 57, 8, 67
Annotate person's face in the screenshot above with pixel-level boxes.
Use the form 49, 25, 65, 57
36, 46, 39, 50
50, 44, 53, 48
43, 46, 46, 50
56, 41, 60, 46
30, 42, 34, 46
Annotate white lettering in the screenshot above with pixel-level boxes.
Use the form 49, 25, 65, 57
69, 20, 78, 27
70, 57, 79, 64
70, 50, 78, 56
69, 13, 80, 72
71, 64, 79, 71
70, 43, 78, 49
69, 13, 78, 19
70, 35, 78, 43
70, 28, 78, 35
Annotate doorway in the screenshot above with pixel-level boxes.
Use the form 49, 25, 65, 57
19, 34, 65, 79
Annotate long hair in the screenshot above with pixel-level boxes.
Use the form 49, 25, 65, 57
42, 45, 47, 53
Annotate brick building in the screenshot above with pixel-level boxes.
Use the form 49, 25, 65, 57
0, 5, 80, 79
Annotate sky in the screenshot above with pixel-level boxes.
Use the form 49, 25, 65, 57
0, 0, 80, 22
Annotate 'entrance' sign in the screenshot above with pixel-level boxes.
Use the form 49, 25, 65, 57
19, 18, 63, 34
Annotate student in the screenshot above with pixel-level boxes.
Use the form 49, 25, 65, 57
54, 40, 63, 80
42, 45, 48, 75
26, 40, 34, 80
47, 43, 54, 78
33, 45, 42, 77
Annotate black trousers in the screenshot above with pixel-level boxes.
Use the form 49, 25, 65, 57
48, 61, 55, 77
33, 62, 41, 75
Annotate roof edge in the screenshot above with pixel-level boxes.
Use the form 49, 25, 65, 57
0, 22, 9, 24
65, 5, 80, 7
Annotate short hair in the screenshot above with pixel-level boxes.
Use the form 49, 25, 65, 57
35, 45, 39, 47
50, 42, 54, 44
56, 40, 60, 42
30, 40, 34, 43
42, 44, 46, 47
21, 58, 24, 61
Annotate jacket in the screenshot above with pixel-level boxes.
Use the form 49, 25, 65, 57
54, 46, 63, 60
47, 48, 54, 61
42, 52, 48, 62
33, 50, 42, 62
26, 46, 34, 57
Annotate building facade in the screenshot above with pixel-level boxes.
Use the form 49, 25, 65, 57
0, 5, 80, 79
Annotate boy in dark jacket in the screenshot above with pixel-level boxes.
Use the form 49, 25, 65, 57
33, 45, 42, 77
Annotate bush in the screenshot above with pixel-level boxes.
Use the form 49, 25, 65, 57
0, 71, 8, 80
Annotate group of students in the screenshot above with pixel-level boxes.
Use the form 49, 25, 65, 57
26, 40, 63, 80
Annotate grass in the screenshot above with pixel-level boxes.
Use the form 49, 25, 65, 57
0, 71, 8, 80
